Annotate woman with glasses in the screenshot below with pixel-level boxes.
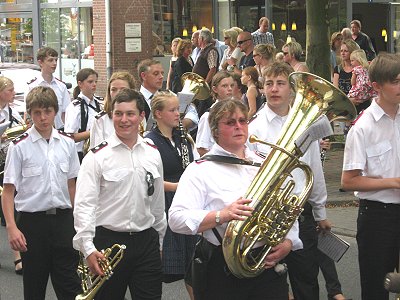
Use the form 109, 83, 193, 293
169, 98, 298, 300
145, 91, 199, 300
282, 41, 309, 72
219, 28, 243, 72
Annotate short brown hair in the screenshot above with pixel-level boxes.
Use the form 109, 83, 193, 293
37, 47, 58, 62
262, 62, 294, 84
209, 98, 248, 142
259, 17, 269, 26
112, 88, 145, 114
26, 86, 59, 115
369, 53, 400, 85
350, 20, 361, 29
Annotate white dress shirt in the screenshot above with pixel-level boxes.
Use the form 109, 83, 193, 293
0, 104, 24, 125
169, 143, 302, 250
248, 104, 328, 221
3, 126, 80, 212
343, 99, 400, 203
73, 133, 167, 258
27, 73, 71, 129
195, 101, 218, 151
139, 85, 156, 131
89, 113, 113, 148
64, 92, 99, 152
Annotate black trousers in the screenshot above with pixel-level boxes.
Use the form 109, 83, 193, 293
317, 250, 342, 299
194, 246, 288, 300
93, 226, 163, 300
357, 199, 400, 300
18, 209, 81, 300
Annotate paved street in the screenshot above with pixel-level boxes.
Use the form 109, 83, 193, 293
0, 148, 398, 299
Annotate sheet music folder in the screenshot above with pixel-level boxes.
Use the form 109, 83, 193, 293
317, 231, 350, 263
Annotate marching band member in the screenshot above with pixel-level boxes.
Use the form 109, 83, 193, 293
90, 71, 136, 148
64, 68, 100, 163
73, 89, 167, 299
144, 91, 199, 300
169, 99, 301, 300
2, 86, 81, 299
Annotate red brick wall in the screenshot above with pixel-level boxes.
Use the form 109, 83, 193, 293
93, 0, 154, 96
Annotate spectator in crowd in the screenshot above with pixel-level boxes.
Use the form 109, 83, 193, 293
193, 28, 219, 85
330, 32, 343, 78
219, 28, 243, 72
251, 17, 275, 46
282, 41, 309, 72
350, 20, 376, 61
341, 28, 352, 41
275, 51, 284, 63
166, 37, 182, 91
171, 39, 193, 94
228, 31, 256, 74
253, 43, 276, 79
231, 73, 245, 100
191, 30, 201, 64
348, 49, 377, 114
90, 71, 136, 148
241, 66, 264, 118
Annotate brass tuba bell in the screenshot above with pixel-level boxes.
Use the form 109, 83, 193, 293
180, 72, 211, 102
222, 72, 357, 278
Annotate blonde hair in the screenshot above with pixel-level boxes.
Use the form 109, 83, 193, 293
282, 41, 303, 60
176, 39, 192, 56
0, 77, 13, 92
171, 37, 182, 56
150, 90, 177, 118
104, 71, 136, 116
223, 28, 239, 47
350, 49, 369, 69
254, 44, 276, 61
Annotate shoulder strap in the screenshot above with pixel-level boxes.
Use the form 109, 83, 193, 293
212, 228, 223, 244
197, 154, 261, 167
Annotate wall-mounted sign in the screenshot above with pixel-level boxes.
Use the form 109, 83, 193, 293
125, 23, 141, 37
125, 38, 141, 52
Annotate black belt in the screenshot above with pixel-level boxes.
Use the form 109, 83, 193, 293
359, 199, 400, 209
96, 226, 152, 237
20, 208, 72, 215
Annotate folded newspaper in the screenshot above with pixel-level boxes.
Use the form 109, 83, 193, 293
317, 231, 350, 262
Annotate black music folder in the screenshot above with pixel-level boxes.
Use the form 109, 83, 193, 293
317, 231, 350, 262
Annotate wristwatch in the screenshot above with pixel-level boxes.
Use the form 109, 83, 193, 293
215, 210, 221, 225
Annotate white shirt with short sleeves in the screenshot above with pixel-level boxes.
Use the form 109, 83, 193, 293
343, 99, 400, 203
3, 126, 79, 212
73, 133, 167, 258
89, 113, 114, 148
28, 73, 71, 129
247, 104, 328, 221
64, 92, 99, 152
169, 143, 302, 250
0, 104, 24, 126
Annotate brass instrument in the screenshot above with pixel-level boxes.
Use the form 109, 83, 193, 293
178, 72, 210, 168
76, 244, 126, 300
222, 72, 357, 278
0, 124, 28, 165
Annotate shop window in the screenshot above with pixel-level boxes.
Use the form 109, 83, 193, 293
0, 17, 33, 63
152, 0, 213, 56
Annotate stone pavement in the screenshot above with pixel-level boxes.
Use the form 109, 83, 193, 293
322, 146, 358, 238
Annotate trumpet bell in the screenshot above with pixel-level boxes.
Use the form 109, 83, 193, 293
180, 72, 210, 101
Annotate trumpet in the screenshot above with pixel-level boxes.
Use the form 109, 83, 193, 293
76, 244, 126, 300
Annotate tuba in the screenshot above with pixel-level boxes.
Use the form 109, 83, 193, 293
222, 72, 357, 278
0, 124, 28, 165
76, 244, 126, 300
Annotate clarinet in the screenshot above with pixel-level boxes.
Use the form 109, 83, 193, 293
179, 120, 191, 169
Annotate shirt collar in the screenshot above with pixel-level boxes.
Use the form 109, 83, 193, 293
78, 92, 94, 105
140, 85, 153, 101
108, 132, 144, 149
263, 104, 288, 123
37, 73, 55, 84
368, 98, 400, 122
30, 126, 60, 143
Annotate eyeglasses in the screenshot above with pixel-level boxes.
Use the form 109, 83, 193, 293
220, 118, 248, 127
283, 52, 289, 55
237, 39, 251, 45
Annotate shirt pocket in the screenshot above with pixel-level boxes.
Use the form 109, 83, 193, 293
366, 140, 392, 175
21, 166, 43, 193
